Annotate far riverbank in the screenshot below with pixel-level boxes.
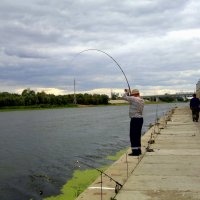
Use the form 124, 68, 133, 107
0, 101, 183, 112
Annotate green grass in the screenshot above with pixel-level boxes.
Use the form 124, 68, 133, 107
0, 105, 78, 112
0, 104, 113, 112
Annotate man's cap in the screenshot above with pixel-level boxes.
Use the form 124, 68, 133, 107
131, 89, 139, 95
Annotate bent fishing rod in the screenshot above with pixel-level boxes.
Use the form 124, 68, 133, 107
72, 48, 131, 94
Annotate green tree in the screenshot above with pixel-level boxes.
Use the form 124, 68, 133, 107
21, 88, 37, 105
0, 89, 109, 108
111, 92, 119, 100
160, 95, 175, 102
36, 91, 50, 105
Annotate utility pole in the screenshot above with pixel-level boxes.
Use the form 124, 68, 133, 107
73, 78, 77, 104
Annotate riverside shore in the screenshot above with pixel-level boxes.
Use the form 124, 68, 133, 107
75, 106, 200, 200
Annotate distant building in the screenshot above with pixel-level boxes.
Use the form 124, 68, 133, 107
196, 80, 200, 98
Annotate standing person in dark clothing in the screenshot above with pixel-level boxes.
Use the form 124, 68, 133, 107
122, 89, 144, 156
190, 93, 200, 122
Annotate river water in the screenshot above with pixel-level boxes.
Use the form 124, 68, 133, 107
0, 103, 187, 200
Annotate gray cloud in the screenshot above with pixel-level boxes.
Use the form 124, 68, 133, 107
0, 0, 200, 95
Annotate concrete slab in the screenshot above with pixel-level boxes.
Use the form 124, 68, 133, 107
116, 190, 200, 200
120, 175, 200, 191
160, 130, 199, 134
133, 162, 200, 176
152, 143, 200, 149
141, 155, 200, 164
146, 148, 200, 156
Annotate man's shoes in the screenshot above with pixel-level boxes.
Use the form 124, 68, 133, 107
128, 152, 140, 156
128, 149, 141, 156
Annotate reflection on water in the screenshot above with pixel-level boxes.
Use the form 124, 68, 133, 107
0, 103, 187, 199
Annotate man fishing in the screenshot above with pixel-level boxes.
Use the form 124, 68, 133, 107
122, 89, 144, 156
190, 93, 199, 122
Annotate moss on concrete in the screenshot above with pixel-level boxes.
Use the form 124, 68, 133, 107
106, 148, 129, 161
43, 148, 128, 200
43, 167, 107, 200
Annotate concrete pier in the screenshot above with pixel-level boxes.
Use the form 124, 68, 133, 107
76, 106, 200, 200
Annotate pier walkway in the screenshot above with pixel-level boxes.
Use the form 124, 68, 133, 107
76, 106, 200, 200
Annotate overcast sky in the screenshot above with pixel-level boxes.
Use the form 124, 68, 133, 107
1, 0, 200, 96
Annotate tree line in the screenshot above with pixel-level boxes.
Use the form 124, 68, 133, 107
0, 89, 109, 107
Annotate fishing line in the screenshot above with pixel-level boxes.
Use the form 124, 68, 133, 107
71, 48, 131, 94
